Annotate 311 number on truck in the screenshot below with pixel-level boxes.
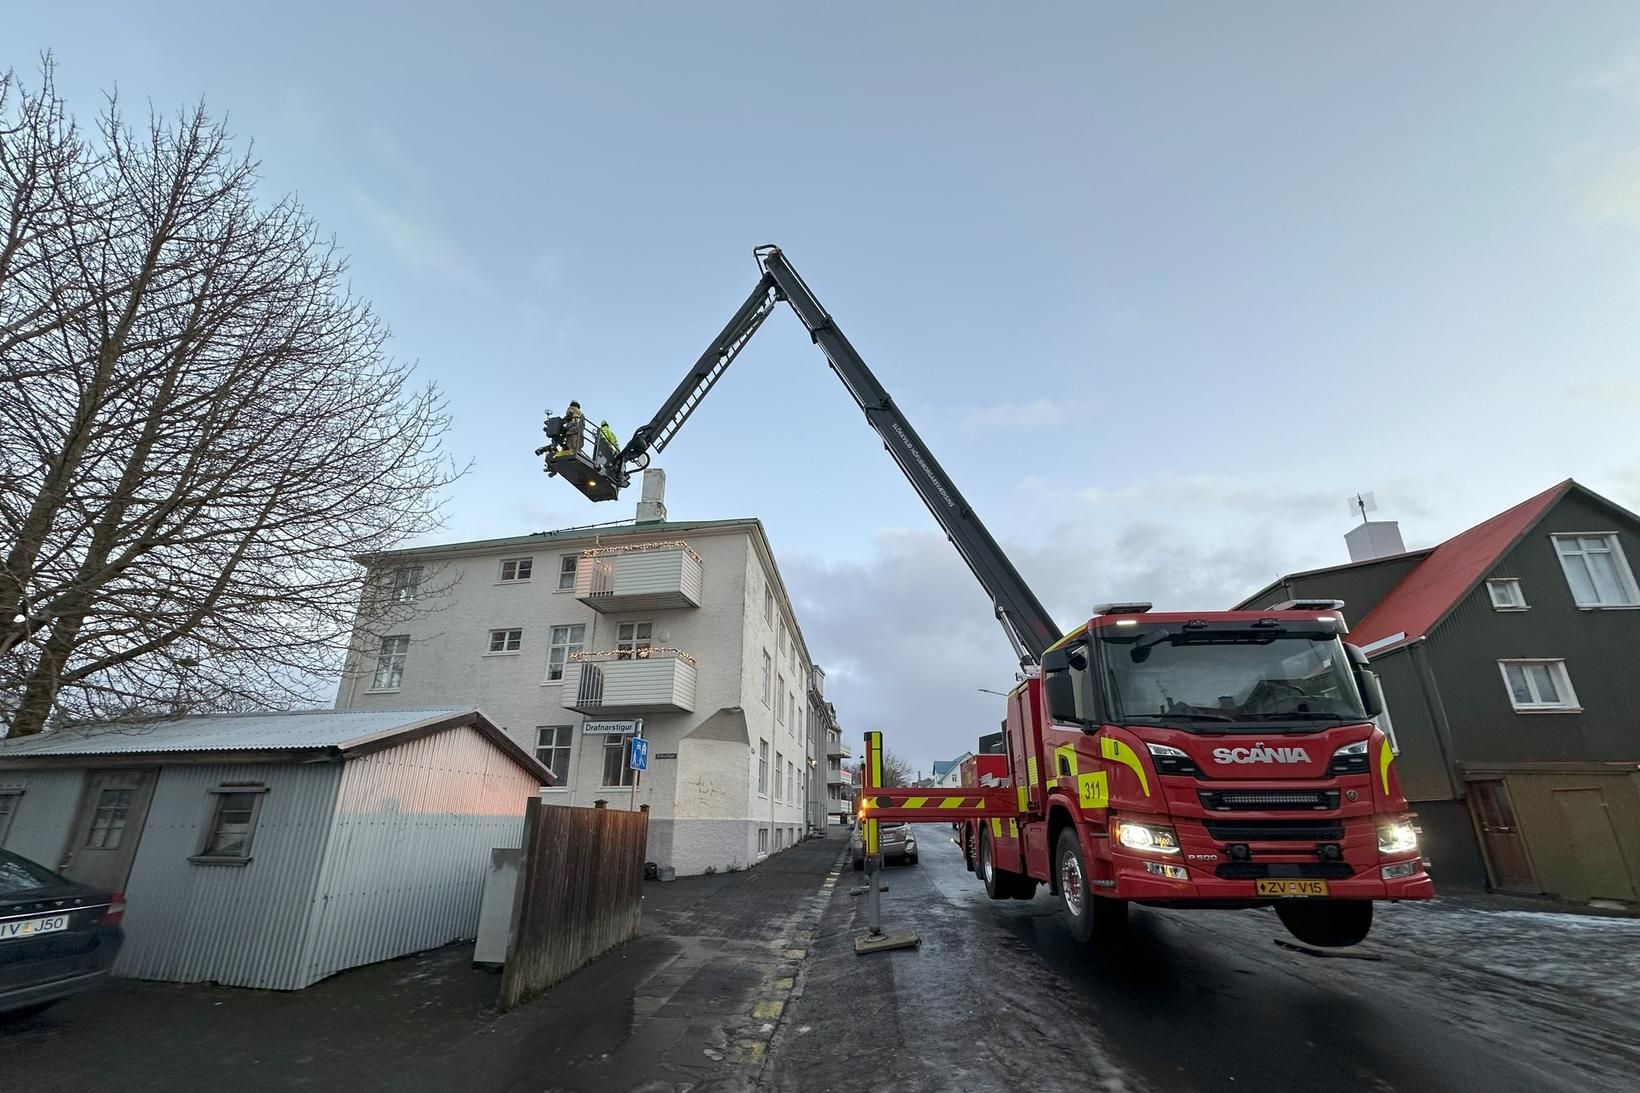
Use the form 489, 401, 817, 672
539, 244, 1433, 948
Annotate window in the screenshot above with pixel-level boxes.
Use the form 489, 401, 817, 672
616, 621, 653, 658
758, 827, 768, 854
776, 677, 786, 722
764, 583, 773, 626
193, 785, 267, 862
1553, 534, 1640, 607
0, 790, 19, 843
392, 565, 423, 603
1487, 579, 1528, 611
536, 726, 572, 784
545, 624, 586, 682
84, 787, 136, 846
500, 557, 534, 582
787, 761, 795, 803
761, 650, 772, 705
371, 635, 409, 690
1499, 659, 1580, 712
775, 751, 784, 800
778, 623, 786, 656
775, 828, 785, 850
602, 734, 636, 787
558, 555, 578, 590
758, 740, 769, 795
488, 628, 523, 653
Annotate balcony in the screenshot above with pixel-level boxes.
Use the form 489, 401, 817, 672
826, 736, 850, 759
563, 649, 698, 715
574, 541, 703, 614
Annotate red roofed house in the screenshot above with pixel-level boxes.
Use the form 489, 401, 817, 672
1239, 480, 1640, 906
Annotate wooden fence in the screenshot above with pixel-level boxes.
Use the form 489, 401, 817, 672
498, 799, 648, 1012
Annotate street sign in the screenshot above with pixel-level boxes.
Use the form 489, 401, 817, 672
654, 752, 678, 760
583, 718, 643, 735
629, 737, 649, 771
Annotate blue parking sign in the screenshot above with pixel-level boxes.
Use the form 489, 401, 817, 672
629, 737, 649, 771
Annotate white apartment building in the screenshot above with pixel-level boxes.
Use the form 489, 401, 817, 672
336, 471, 827, 876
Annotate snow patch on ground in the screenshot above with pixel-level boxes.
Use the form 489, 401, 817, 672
1378, 899, 1640, 1004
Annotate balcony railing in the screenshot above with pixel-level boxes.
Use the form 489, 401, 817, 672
563, 648, 698, 715
574, 541, 703, 613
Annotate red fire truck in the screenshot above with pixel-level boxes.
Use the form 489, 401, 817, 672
543, 245, 1433, 948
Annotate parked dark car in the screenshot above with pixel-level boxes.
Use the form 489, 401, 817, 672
0, 849, 124, 1019
850, 821, 918, 869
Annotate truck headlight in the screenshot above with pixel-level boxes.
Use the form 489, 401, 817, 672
1114, 820, 1181, 855
1377, 820, 1419, 855
1329, 738, 1371, 776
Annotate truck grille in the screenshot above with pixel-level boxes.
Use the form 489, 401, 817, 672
1203, 819, 1345, 842
1198, 789, 1339, 812
1214, 862, 1356, 880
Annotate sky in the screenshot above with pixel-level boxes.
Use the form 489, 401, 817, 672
12, 3, 1640, 774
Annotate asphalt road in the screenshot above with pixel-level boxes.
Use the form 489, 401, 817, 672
770, 829, 1640, 1093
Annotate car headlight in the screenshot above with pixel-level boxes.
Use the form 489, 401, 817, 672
1377, 819, 1419, 855
1114, 819, 1181, 855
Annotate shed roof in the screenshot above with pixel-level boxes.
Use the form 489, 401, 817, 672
0, 708, 554, 784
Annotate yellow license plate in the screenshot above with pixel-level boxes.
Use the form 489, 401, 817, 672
1256, 880, 1329, 897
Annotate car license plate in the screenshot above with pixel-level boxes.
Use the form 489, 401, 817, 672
0, 914, 71, 941
1256, 880, 1329, 897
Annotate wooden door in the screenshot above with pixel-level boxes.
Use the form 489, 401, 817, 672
59, 769, 158, 891
1553, 788, 1639, 902
1469, 779, 1538, 893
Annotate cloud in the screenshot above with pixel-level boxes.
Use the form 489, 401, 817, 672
785, 474, 1357, 776
1573, 147, 1640, 228
351, 190, 483, 291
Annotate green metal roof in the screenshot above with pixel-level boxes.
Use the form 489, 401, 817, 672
360, 517, 759, 563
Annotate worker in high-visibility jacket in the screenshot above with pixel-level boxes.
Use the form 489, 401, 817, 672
595, 420, 620, 471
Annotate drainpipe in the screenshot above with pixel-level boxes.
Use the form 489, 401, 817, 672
1406, 638, 1464, 799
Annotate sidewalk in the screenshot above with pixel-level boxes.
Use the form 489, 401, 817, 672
0, 832, 848, 1093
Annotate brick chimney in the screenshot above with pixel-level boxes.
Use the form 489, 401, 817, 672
636, 468, 667, 523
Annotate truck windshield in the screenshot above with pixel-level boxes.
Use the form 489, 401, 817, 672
1099, 630, 1367, 730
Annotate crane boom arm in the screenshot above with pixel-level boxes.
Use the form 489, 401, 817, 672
606, 246, 1062, 664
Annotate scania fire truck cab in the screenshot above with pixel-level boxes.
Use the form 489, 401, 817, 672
544, 245, 1433, 949
989, 604, 1432, 946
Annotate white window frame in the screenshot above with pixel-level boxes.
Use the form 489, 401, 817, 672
601, 734, 636, 787
557, 555, 579, 591
778, 622, 786, 656
191, 784, 269, 864
761, 650, 772, 706
616, 621, 654, 658
787, 761, 795, 803
391, 565, 424, 603
764, 584, 773, 626
1498, 659, 1581, 713
0, 788, 22, 843
487, 628, 523, 654
1552, 533, 1640, 608
774, 751, 784, 801
776, 676, 786, 723
536, 725, 573, 788
758, 739, 769, 796
543, 624, 586, 682
499, 556, 534, 583
1486, 578, 1528, 611
757, 827, 768, 855
371, 634, 409, 691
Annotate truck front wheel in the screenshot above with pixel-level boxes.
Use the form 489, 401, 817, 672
1055, 829, 1126, 941
1276, 900, 1373, 947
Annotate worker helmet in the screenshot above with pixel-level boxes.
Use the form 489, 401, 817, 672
569, 400, 581, 409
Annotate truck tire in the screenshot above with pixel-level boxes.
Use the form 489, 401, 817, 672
1055, 829, 1124, 939
978, 827, 1020, 900
961, 825, 975, 873
1275, 900, 1373, 947
852, 856, 863, 872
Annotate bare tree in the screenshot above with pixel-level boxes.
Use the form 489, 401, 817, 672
881, 750, 914, 788
0, 62, 460, 736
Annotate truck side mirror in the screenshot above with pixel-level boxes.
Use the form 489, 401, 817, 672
1358, 668, 1385, 720
1040, 645, 1087, 724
